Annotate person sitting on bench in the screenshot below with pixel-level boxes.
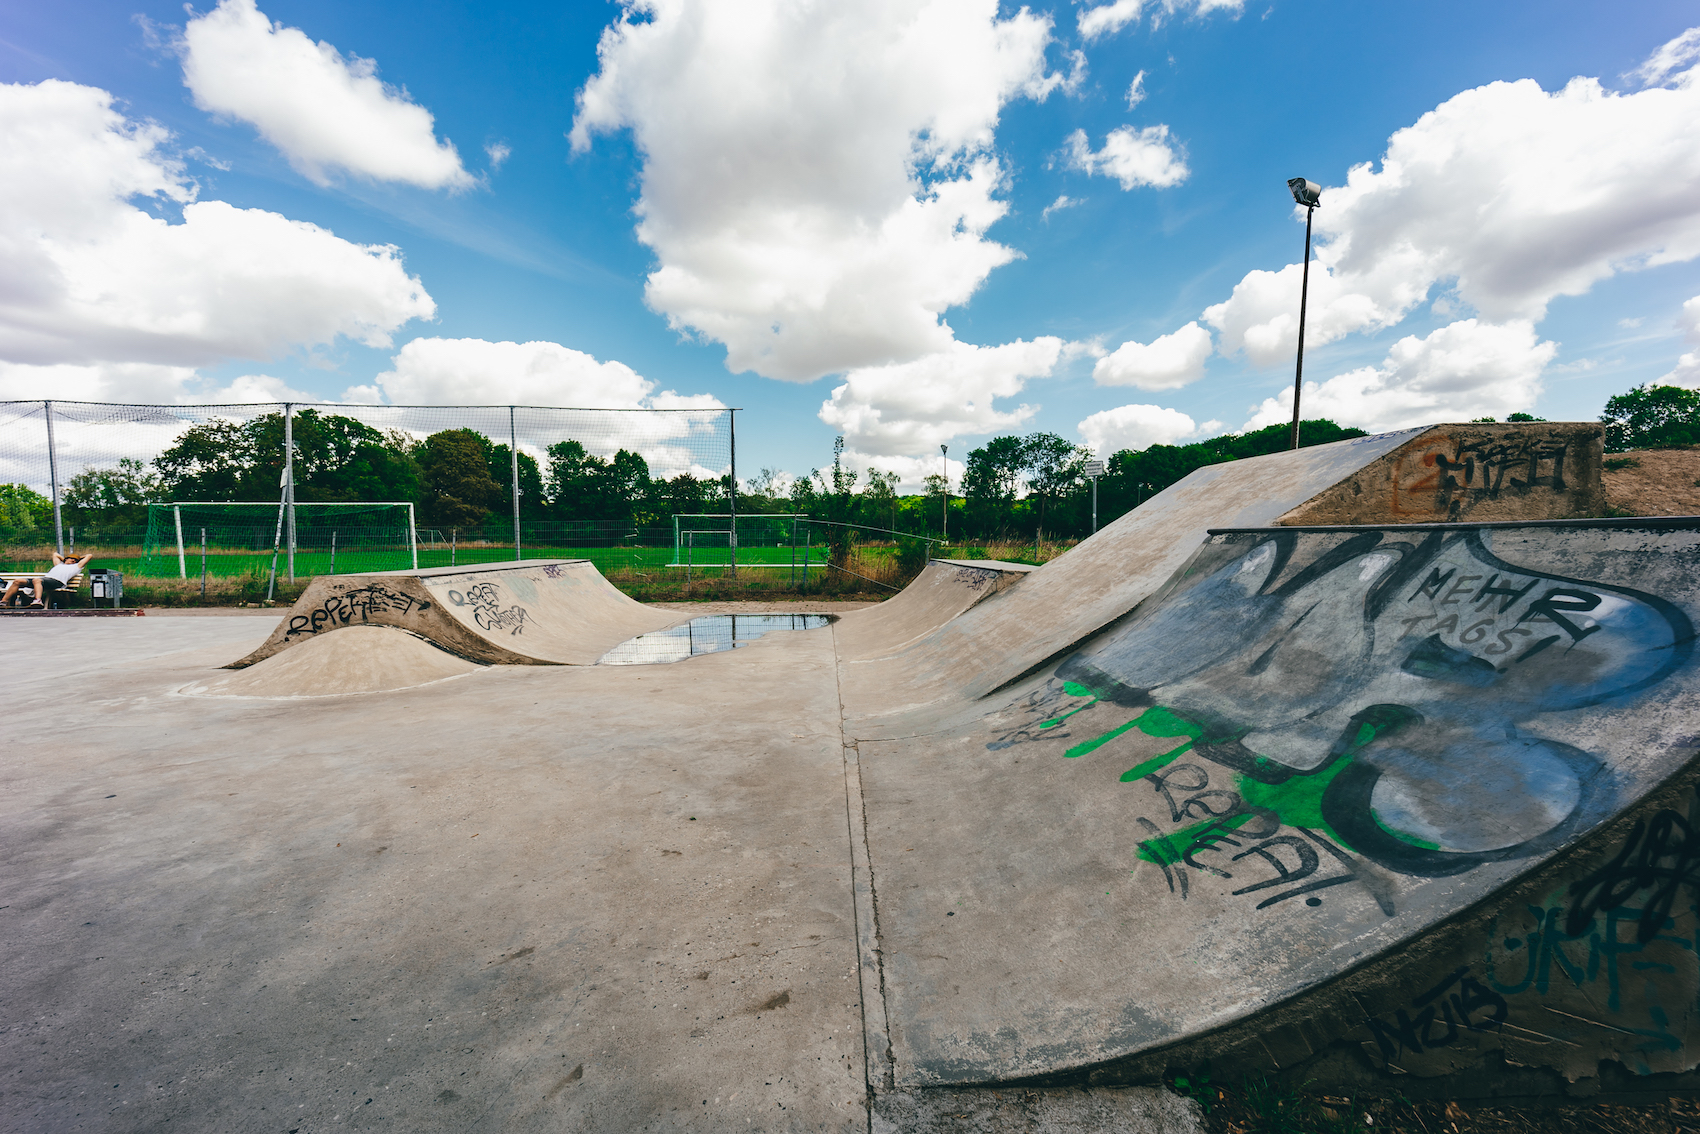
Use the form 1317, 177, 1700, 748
3, 551, 92, 608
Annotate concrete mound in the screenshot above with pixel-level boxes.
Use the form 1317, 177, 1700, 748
850, 518, 1700, 1089
184, 624, 480, 697
228, 558, 686, 669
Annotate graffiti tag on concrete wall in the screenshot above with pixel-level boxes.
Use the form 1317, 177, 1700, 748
285, 584, 430, 638
1391, 433, 1585, 521
992, 528, 1693, 919
447, 581, 531, 636
1349, 789, 1700, 1078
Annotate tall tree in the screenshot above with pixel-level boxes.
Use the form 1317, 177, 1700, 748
418, 429, 502, 530
1021, 432, 1087, 542
1601, 385, 1700, 451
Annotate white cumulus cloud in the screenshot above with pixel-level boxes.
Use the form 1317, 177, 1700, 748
1206, 49, 1700, 368
1662, 294, 1700, 387
356, 337, 683, 408
1078, 403, 1200, 454
817, 337, 1064, 456
1242, 319, 1556, 433
570, 0, 1070, 383
1065, 125, 1188, 189
181, 0, 473, 189
1093, 321, 1212, 389
0, 79, 435, 399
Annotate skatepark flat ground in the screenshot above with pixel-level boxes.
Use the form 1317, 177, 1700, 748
0, 612, 1197, 1133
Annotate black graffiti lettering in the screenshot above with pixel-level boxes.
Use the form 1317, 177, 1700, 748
1397, 615, 1431, 638
1474, 573, 1540, 613
1147, 763, 1210, 823
1365, 1010, 1425, 1063
1229, 835, 1319, 897
1518, 588, 1603, 644
1439, 575, 1483, 605
1136, 817, 1186, 897
1408, 567, 1456, 603
282, 584, 421, 637
1454, 975, 1508, 1031
1565, 805, 1700, 944
1178, 807, 1281, 878
1179, 790, 1244, 821
1429, 613, 1459, 637
1361, 964, 1506, 1065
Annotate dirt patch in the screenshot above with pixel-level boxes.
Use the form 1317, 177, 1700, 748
1201, 1081, 1700, 1133
1603, 449, 1700, 517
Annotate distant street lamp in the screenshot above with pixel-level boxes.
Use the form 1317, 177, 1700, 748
940, 444, 949, 543
1286, 176, 1322, 450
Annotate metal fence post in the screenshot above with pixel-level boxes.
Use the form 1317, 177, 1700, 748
174, 505, 187, 578
283, 403, 296, 581
728, 409, 737, 578
43, 400, 63, 554
408, 502, 418, 570
510, 407, 521, 561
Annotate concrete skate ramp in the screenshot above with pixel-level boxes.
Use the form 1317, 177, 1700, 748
851, 519, 1700, 1088
835, 559, 1034, 661
228, 559, 686, 668
186, 625, 480, 697
840, 421, 1606, 729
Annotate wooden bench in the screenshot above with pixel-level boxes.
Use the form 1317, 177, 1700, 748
1, 571, 86, 608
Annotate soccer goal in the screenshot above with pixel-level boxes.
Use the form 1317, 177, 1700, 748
670, 513, 808, 568
140, 501, 418, 579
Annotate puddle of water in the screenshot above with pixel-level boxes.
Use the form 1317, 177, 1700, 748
597, 613, 831, 665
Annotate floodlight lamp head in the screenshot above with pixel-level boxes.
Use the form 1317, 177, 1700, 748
1288, 177, 1321, 208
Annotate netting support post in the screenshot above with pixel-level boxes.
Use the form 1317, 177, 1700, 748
728, 409, 737, 578
283, 403, 296, 581
408, 503, 418, 570
174, 505, 186, 578
43, 400, 63, 554
509, 406, 521, 562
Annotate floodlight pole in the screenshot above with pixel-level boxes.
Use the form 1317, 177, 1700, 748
1286, 177, 1321, 451
940, 444, 948, 542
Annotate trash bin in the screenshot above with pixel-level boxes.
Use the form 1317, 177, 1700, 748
90, 568, 124, 608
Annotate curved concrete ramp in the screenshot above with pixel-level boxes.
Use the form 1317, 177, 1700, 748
186, 625, 480, 697
228, 559, 686, 668
850, 519, 1700, 1088
840, 421, 1606, 731
835, 559, 1033, 662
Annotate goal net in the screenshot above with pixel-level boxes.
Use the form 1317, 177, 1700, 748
139, 501, 417, 578
671, 513, 809, 567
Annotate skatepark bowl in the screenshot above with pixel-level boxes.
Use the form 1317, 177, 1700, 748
8, 422, 1700, 1133
597, 613, 833, 665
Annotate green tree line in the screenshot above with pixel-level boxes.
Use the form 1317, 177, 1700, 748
3, 384, 1697, 546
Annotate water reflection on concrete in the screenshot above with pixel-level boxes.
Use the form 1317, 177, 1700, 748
597, 613, 831, 665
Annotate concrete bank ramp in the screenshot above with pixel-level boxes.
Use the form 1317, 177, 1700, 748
835, 559, 1034, 661
228, 559, 685, 668
840, 422, 1605, 730
852, 519, 1699, 1089
186, 625, 480, 697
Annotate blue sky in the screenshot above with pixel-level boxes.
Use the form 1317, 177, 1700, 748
2, 0, 1698, 488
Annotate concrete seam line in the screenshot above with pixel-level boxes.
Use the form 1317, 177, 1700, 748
835, 617, 894, 1114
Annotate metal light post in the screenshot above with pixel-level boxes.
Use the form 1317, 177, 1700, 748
940, 444, 948, 542
1286, 177, 1322, 450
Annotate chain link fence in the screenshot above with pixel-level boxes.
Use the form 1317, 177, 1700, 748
1, 400, 737, 578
